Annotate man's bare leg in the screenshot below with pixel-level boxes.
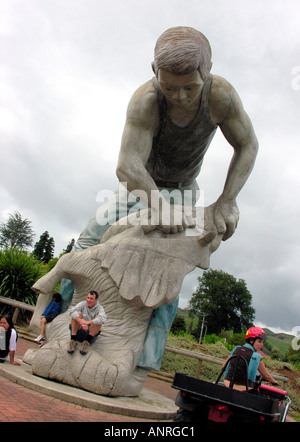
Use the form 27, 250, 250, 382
67, 314, 83, 353
80, 323, 102, 355
68, 313, 102, 354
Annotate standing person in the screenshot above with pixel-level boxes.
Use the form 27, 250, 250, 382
34, 292, 62, 343
223, 327, 278, 390
68, 290, 106, 355
0, 314, 20, 365
61, 26, 259, 371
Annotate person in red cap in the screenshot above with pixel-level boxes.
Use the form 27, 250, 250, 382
223, 327, 278, 390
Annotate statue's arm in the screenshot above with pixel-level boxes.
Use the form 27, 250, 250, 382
116, 80, 159, 206
210, 76, 259, 240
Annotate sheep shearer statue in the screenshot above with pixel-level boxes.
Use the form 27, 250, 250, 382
26, 27, 258, 397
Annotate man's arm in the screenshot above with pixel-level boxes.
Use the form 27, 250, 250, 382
90, 305, 107, 326
69, 301, 85, 321
210, 76, 259, 240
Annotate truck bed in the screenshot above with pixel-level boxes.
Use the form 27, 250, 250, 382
172, 373, 280, 417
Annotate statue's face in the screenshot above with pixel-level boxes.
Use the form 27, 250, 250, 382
157, 69, 204, 109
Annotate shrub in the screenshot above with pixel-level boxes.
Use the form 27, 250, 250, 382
203, 334, 223, 344
0, 248, 45, 310
270, 346, 285, 361
168, 332, 197, 346
227, 332, 245, 347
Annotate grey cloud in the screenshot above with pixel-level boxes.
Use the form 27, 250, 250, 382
1, 0, 300, 333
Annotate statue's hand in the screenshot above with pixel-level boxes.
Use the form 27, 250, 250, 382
213, 198, 239, 241
143, 204, 196, 234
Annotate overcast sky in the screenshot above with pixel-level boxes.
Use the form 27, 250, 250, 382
1, 0, 300, 334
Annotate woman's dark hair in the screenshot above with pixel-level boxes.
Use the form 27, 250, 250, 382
0, 314, 14, 329
53, 292, 62, 303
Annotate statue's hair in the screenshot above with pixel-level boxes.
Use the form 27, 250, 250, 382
153, 27, 212, 80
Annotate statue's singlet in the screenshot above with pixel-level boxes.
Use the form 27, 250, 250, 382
146, 74, 217, 185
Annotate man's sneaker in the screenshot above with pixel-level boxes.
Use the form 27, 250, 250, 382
80, 340, 90, 355
34, 335, 45, 343
67, 340, 77, 354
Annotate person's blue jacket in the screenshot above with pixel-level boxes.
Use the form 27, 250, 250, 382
42, 300, 61, 317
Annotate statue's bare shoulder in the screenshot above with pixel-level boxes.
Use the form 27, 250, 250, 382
126, 80, 160, 133
209, 74, 257, 151
118, 80, 160, 169
209, 75, 241, 126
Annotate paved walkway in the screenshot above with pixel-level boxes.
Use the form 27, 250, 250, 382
0, 338, 178, 422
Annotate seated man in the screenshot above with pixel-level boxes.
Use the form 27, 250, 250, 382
223, 327, 278, 390
68, 290, 106, 355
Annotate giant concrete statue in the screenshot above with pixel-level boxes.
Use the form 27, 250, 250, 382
26, 26, 258, 396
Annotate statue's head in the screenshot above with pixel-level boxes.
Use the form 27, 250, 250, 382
152, 26, 212, 80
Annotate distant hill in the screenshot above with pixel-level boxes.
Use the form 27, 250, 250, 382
176, 310, 295, 355
263, 328, 294, 354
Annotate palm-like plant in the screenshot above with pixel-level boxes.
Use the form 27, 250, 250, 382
0, 248, 46, 310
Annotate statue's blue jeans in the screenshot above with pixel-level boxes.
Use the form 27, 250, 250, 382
60, 182, 200, 370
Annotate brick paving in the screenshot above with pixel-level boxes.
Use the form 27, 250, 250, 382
0, 375, 153, 422
0, 337, 177, 422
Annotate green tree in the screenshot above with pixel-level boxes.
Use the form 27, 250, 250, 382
171, 314, 186, 334
63, 238, 75, 254
0, 211, 35, 250
32, 231, 55, 263
189, 269, 255, 335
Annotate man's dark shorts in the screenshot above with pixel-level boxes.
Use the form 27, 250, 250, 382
69, 324, 101, 343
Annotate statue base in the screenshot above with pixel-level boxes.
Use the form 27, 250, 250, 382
1, 357, 177, 420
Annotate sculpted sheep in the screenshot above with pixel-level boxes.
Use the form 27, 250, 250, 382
26, 206, 222, 396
